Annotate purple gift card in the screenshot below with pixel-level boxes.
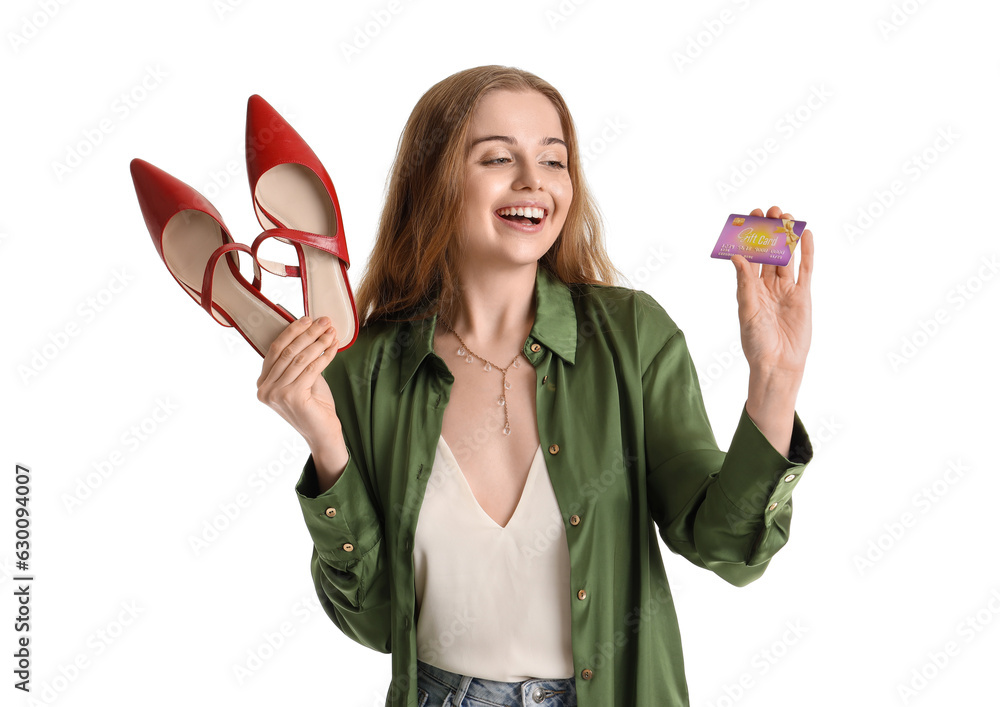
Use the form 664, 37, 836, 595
711, 214, 806, 266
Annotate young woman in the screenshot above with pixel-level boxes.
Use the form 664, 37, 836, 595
256, 65, 815, 707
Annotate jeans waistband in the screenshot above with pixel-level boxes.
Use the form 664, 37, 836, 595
416, 659, 577, 706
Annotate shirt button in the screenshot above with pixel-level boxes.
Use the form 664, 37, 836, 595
530, 343, 541, 352
343, 542, 354, 552
767, 502, 778, 512
548, 444, 560, 454
581, 668, 593, 680
784, 473, 797, 483
577, 589, 587, 600
569, 514, 581, 526
324, 507, 337, 517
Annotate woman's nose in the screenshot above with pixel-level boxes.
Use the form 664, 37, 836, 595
512, 160, 542, 190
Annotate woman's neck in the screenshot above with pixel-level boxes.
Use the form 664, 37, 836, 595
438, 262, 538, 353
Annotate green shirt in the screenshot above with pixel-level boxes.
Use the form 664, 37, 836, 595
294, 265, 814, 706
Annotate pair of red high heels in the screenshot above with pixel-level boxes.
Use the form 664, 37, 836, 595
130, 95, 359, 357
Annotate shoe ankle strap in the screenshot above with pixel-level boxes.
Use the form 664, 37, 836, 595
249, 227, 348, 290
202, 242, 263, 320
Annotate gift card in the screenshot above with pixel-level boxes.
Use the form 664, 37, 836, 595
710, 214, 806, 266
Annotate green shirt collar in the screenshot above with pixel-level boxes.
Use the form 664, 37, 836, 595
399, 266, 577, 392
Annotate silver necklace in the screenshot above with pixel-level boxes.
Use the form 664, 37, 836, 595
440, 319, 522, 437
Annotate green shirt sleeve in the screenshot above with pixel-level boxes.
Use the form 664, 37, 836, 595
292, 347, 393, 653
642, 323, 814, 588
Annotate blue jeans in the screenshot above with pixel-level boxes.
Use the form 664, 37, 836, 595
416, 659, 578, 707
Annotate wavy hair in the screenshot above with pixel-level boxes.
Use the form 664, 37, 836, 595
353, 64, 624, 326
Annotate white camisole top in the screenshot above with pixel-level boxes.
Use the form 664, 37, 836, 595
412, 434, 574, 681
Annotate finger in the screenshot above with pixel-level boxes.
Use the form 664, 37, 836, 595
732, 254, 755, 315
760, 260, 781, 288
769, 212, 795, 284
797, 228, 814, 290
766, 205, 782, 219
770, 211, 797, 284
269, 326, 339, 392
731, 254, 745, 290
306, 328, 341, 380
271, 320, 337, 383
259, 316, 314, 387
734, 252, 761, 282
746, 208, 779, 285
314, 331, 341, 378
732, 253, 751, 280
260, 317, 333, 389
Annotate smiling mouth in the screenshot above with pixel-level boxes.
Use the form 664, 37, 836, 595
496, 206, 547, 226
499, 213, 542, 225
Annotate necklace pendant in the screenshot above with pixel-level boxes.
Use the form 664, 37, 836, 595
504, 380, 511, 390
457, 346, 465, 356
503, 424, 511, 436
465, 354, 473, 363
497, 395, 505, 406
483, 362, 491, 372
512, 359, 520, 368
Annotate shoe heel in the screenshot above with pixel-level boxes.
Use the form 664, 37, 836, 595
245, 95, 359, 351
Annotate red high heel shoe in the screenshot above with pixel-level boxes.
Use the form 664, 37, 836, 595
130, 158, 295, 357
244, 94, 359, 351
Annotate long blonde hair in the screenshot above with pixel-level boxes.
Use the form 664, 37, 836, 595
353, 64, 624, 326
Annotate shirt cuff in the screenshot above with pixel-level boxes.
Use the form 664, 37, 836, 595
294, 450, 383, 566
717, 403, 814, 523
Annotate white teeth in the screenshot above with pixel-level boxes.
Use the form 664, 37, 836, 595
498, 206, 546, 219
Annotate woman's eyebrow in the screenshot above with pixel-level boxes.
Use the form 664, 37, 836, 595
469, 135, 567, 148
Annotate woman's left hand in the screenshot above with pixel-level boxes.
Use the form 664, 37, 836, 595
731, 205, 814, 378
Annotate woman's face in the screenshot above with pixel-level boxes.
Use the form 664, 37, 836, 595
459, 89, 573, 269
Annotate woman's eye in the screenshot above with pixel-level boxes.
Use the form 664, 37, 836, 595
479, 156, 565, 168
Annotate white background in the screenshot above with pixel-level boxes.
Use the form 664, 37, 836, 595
2, 0, 998, 705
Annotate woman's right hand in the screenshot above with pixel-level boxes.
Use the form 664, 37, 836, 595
257, 316, 344, 463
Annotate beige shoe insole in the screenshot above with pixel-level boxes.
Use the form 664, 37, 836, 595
164, 210, 290, 355
255, 163, 356, 347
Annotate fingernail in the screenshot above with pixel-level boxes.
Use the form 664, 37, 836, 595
317, 316, 331, 326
